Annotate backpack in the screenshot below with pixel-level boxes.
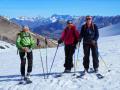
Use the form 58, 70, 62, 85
17, 31, 32, 47
19, 31, 31, 39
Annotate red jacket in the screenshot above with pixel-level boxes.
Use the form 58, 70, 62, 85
60, 25, 79, 45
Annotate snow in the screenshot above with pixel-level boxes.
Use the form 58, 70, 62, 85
99, 23, 120, 37
0, 41, 16, 53
16, 16, 35, 22
0, 35, 120, 90
50, 17, 57, 23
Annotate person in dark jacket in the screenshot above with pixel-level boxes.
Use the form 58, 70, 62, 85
79, 16, 99, 73
58, 20, 79, 73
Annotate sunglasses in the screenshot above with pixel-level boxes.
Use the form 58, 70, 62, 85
86, 18, 92, 20
67, 22, 73, 25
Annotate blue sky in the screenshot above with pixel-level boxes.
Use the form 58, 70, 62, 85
0, 0, 120, 18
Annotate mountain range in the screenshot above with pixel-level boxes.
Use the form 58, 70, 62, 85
10, 14, 120, 39
0, 16, 57, 47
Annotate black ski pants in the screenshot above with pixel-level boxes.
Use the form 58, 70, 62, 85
83, 43, 99, 70
64, 45, 75, 70
19, 51, 33, 76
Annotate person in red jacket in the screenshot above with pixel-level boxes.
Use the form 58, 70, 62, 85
58, 20, 79, 73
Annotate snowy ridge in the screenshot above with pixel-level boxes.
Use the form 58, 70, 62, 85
99, 23, 120, 37
0, 35, 120, 90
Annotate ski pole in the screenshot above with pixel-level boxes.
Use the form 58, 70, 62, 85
45, 37, 48, 78
98, 52, 111, 72
17, 49, 19, 55
39, 49, 45, 79
73, 53, 76, 76
76, 42, 80, 66
49, 44, 59, 76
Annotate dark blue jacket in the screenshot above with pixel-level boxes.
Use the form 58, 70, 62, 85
79, 23, 99, 44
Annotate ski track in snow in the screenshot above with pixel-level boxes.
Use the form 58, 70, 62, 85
0, 36, 120, 90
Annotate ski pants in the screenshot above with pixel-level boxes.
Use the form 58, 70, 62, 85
83, 43, 99, 70
64, 45, 75, 70
19, 51, 33, 76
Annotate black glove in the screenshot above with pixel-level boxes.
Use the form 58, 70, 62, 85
78, 38, 82, 43
74, 45, 77, 49
74, 40, 78, 46
58, 39, 63, 44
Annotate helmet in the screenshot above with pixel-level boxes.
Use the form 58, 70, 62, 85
67, 20, 73, 24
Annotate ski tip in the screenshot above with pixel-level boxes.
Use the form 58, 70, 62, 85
108, 70, 111, 72
96, 73, 104, 79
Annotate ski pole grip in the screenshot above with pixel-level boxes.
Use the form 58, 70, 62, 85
45, 38, 47, 45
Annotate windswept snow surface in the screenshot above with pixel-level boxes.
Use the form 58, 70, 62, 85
99, 23, 120, 37
0, 35, 120, 90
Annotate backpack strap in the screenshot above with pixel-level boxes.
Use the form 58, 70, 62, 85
20, 31, 31, 39
84, 23, 95, 31
73, 29, 78, 45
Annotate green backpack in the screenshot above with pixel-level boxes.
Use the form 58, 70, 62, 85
17, 31, 32, 47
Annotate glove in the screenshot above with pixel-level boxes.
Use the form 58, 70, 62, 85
74, 40, 78, 46
78, 38, 81, 43
58, 39, 63, 44
22, 47, 27, 52
73, 41, 78, 49
74, 45, 77, 49
78, 42, 80, 48
91, 40, 96, 46
22, 47, 31, 52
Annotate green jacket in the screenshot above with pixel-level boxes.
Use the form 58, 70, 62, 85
16, 31, 36, 52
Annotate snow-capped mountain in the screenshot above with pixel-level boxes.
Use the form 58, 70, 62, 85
10, 15, 120, 29
9, 15, 120, 39
0, 16, 57, 47
10, 14, 78, 30
15, 16, 43, 21
50, 16, 57, 23
10, 16, 52, 31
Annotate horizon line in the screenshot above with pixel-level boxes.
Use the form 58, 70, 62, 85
1, 14, 120, 18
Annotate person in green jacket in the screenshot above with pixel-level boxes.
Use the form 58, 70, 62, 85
16, 26, 35, 80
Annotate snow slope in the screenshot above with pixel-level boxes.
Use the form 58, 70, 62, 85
0, 41, 16, 53
99, 23, 120, 37
0, 35, 120, 90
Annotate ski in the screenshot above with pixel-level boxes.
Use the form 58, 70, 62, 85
96, 73, 104, 79
76, 71, 88, 79
53, 72, 70, 78
25, 79, 32, 84
18, 80, 32, 85
24, 77, 32, 84
89, 68, 104, 79
54, 73, 63, 78
54, 71, 77, 78
18, 77, 32, 85
18, 80, 26, 85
